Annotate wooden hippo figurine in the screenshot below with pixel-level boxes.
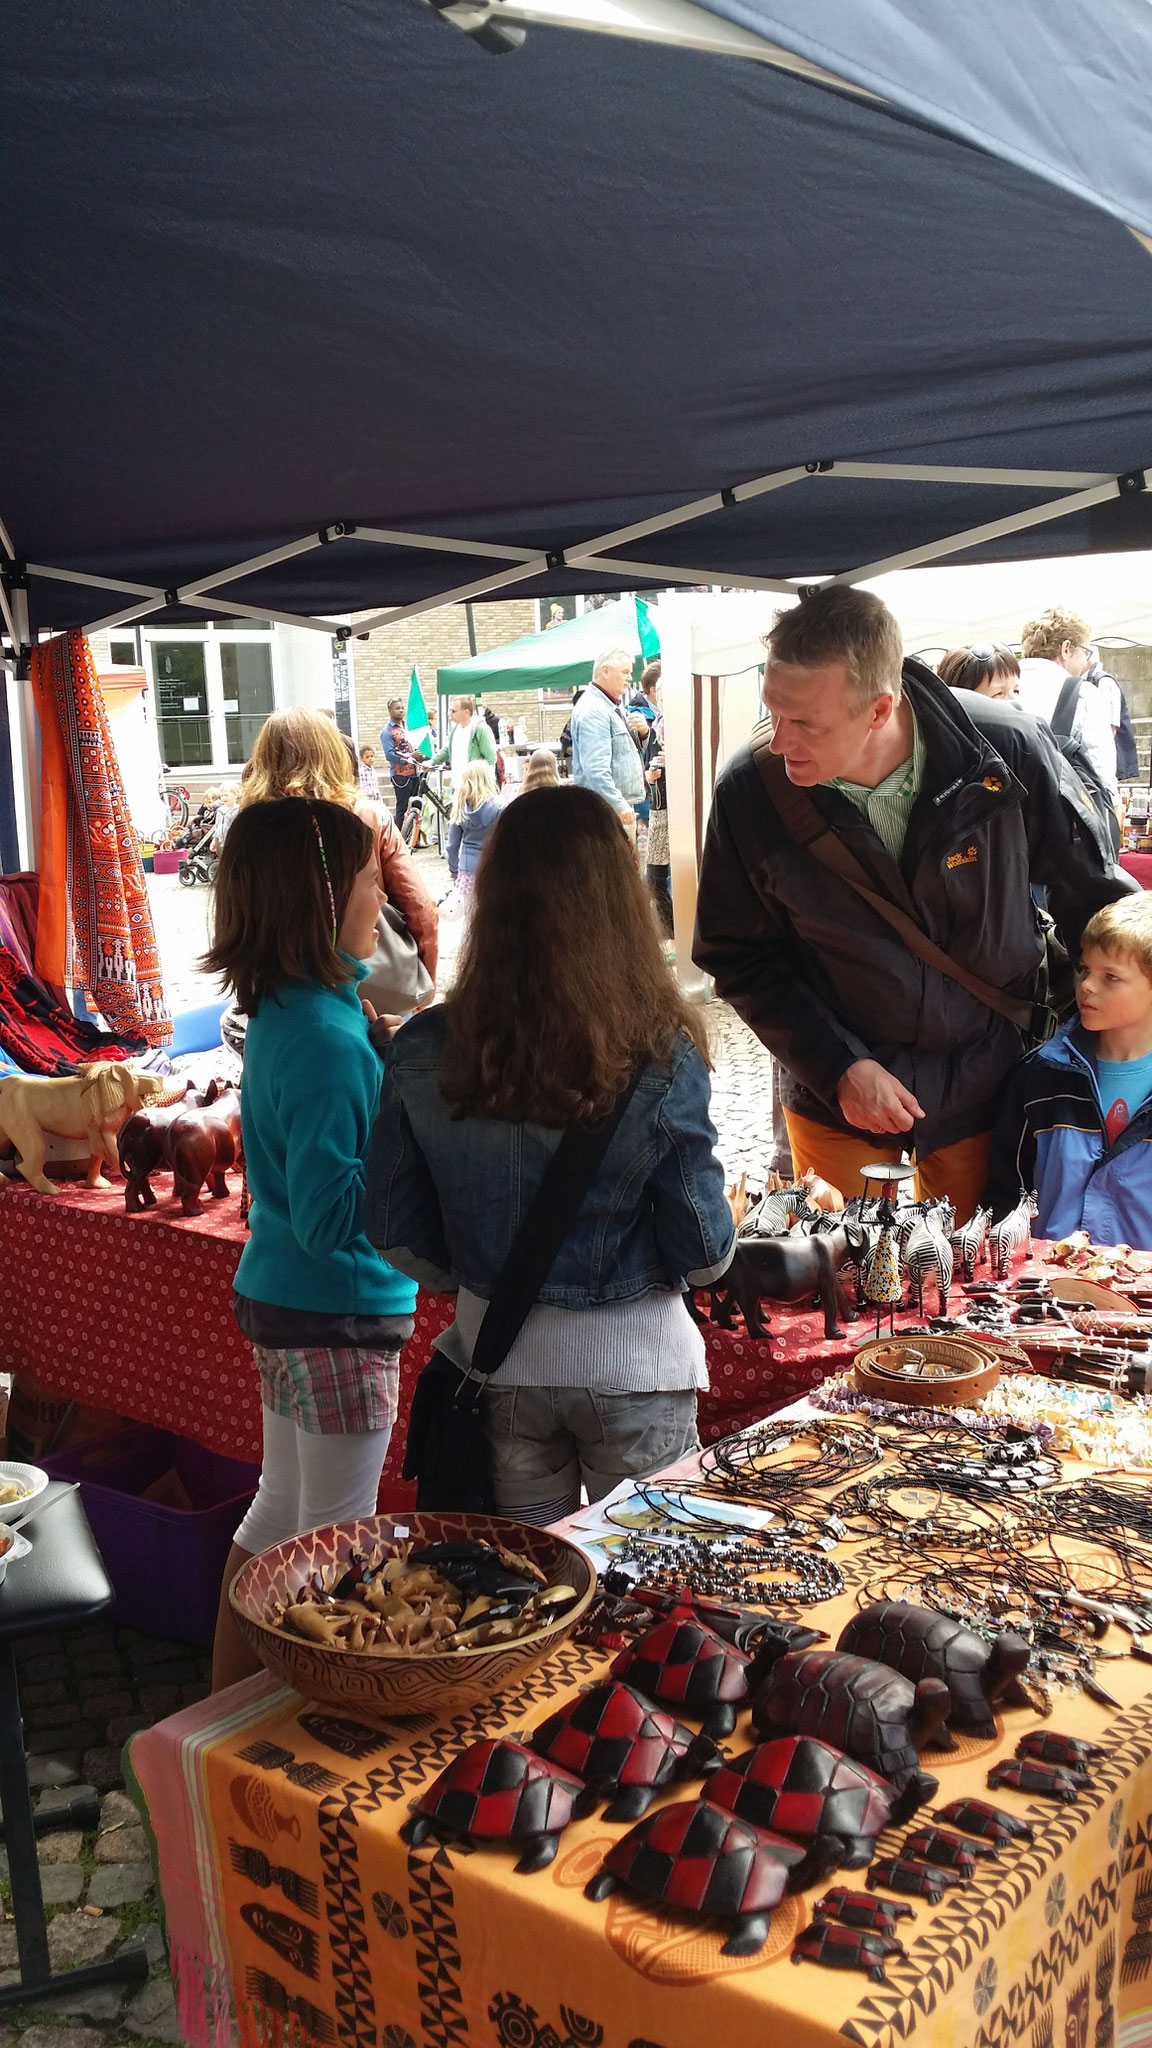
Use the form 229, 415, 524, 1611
118, 1081, 204, 1212
708, 1222, 866, 1341
166, 1081, 242, 1214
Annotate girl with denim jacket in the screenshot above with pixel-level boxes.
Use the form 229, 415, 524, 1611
367, 786, 736, 1524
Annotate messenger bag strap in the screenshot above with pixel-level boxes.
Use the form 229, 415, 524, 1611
461, 1072, 642, 1389
748, 723, 1036, 1034
1050, 671, 1082, 744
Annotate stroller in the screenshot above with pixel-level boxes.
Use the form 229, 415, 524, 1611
178, 803, 219, 887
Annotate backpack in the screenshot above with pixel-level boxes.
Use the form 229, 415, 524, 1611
1049, 672, 1121, 858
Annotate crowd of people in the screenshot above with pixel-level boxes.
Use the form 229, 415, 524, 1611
204, 591, 1150, 1693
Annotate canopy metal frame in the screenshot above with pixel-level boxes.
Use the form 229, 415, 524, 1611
0, 458, 1145, 674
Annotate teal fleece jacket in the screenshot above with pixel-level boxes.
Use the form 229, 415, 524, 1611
233, 965, 417, 1320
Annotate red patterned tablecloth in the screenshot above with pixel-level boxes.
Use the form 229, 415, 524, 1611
0, 1179, 860, 1500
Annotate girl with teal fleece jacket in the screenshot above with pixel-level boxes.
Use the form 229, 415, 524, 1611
204, 796, 416, 1690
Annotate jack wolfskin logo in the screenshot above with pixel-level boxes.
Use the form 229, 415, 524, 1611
947, 844, 978, 869
982, 775, 1003, 791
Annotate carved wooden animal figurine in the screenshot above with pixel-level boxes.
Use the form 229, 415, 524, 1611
0, 1062, 181, 1195
165, 1081, 242, 1214
989, 1193, 1037, 1278
903, 1211, 954, 1317
709, 1222, 865, 1341
951, 1205, 991, 1282
118, 1081, 206, 1212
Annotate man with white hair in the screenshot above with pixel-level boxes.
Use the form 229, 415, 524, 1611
570, 647, 645, 830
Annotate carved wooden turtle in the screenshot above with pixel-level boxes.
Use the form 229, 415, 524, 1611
751, 1649, 947, 1805
814, 1887, 914, 1935
529, 1681, 720, 1821
793, 1920, 905, 1982
584, 1799, 835, 1955
867, 1854, 964, 1904
399, 1738, 582, 1872
934, 1798, 1033, 1846
610, 1617, 753, 1739
838, 1601, 1030, 1739
987, 1758, 1084, 1803
704, 1735, 905, 1866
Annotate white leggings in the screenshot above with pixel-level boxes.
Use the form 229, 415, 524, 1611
234, 1407, 393, 1554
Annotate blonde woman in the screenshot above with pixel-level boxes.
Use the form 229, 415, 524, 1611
520, 748, 560, 793
446, 760, 501, 909
241, 708, 438, 984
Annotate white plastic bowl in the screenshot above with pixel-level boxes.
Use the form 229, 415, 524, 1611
0, 1529, 32, 1584
0, 1461, 48, 1524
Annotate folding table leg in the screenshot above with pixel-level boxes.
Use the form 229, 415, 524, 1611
0, 1644, 148, 2009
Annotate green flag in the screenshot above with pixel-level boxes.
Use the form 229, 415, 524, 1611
406, 667, 433, 757
635, 596, 660, 661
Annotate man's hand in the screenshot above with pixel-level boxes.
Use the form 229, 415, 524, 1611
836, 1058, 925, 1135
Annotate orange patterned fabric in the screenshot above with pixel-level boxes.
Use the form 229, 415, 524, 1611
31, 629, 170, 1044
130, 1437, 1152, 2048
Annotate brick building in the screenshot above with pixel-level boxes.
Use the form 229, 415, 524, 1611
350, 597, 577, 754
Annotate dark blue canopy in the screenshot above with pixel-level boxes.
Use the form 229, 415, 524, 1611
1, 0, 1150, 636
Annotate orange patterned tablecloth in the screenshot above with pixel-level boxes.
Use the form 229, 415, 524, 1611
129, 1432, 1152, 2048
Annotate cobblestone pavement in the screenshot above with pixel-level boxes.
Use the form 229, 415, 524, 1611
1, 1624, 210, 2047
9, 847, 778, 2047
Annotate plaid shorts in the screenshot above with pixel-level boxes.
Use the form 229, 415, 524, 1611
253, 1345, 401, 1436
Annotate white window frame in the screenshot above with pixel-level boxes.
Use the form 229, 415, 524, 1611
142, 620, 280, 773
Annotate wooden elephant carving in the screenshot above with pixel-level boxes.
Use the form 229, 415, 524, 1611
119, 1078, 242, 1215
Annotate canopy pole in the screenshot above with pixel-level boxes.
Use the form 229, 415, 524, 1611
657, 594, 708, 1001
355, 526, 538, 563
28, 564, 166, 598
567, 463, 812, 560
829, 478, 1130, 585
573, 551, 797, 592
352, 554, 552, 635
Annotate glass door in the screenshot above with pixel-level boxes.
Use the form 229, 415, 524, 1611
152, 642, 211, 767
220, 640, 275, 763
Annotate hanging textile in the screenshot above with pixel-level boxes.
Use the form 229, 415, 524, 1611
0, 941, 139, 1075
30, 630, 171, 1046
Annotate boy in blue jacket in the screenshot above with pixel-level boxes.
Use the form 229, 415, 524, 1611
987, 896, 1152, 1246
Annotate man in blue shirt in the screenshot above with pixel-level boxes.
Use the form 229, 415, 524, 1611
380, 697, 419, 833
570, 648, 644, 841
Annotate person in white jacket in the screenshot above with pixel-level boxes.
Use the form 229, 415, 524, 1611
1017, 608, 1118, 801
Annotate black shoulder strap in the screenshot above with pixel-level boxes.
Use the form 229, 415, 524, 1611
465, 1075, 641, 1382
1050, 671, 1082, 744
748, 724, 1036, 1035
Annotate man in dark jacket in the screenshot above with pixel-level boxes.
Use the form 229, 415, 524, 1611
693, 586, 1131, 1219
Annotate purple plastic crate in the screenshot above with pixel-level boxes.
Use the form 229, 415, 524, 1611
44, 1427, 258, 1647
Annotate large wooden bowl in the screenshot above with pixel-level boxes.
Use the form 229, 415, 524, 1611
230, 1512, 597, 1722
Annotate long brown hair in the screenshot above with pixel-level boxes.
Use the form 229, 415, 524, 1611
203, 798, 373, 1012
441, 786, 708, 1124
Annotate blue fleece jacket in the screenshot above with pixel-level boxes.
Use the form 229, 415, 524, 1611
987, 1021, 1152, 1248
233, 964, 418, 1318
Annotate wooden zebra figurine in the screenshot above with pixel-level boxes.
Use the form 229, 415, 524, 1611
742, 1187, 821, 1237
950, 1204, 991, 1282
861, 1222, 903, 1333
903, 1210, 954, 1317
989, 1192, 1038, 1279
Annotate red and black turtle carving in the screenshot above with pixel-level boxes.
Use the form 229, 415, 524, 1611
866, 1854, 965, 1903
529, 1681, 721, 1821
1016, 1732, 1103, 1770
610, 1619, 753, 1739
838, 1601, 1030, 1739
703, 1735, 902, 1866
751, 1649, 947, 1805
792, 1919, 905, 1982
987, 1758, 1085, 1803
933, 1797, 1033, 1845
584, 1799, 836, 1955
400, 1739, 583, 1872
813, 1886, 914, 1934
903, 1825, 994, 1874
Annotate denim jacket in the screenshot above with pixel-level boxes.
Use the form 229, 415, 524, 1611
570, 685, 645, 813
364, 1007, 735, 1306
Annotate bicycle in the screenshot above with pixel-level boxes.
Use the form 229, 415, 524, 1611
400, 766, 451, 850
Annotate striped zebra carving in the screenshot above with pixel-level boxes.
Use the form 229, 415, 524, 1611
989, 1193, 1038, 1278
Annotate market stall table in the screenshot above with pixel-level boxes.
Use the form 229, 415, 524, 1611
1120, 852, 1152, 890
0, 1181, 859, 1488
128, 1407, 1152, 2048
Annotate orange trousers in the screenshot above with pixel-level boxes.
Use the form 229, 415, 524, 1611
783, 1110, 991, 1223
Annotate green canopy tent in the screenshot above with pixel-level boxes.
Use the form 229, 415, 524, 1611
436, 599, 645, 697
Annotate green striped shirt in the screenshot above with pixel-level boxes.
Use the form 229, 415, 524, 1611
827, 714, 925, 863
